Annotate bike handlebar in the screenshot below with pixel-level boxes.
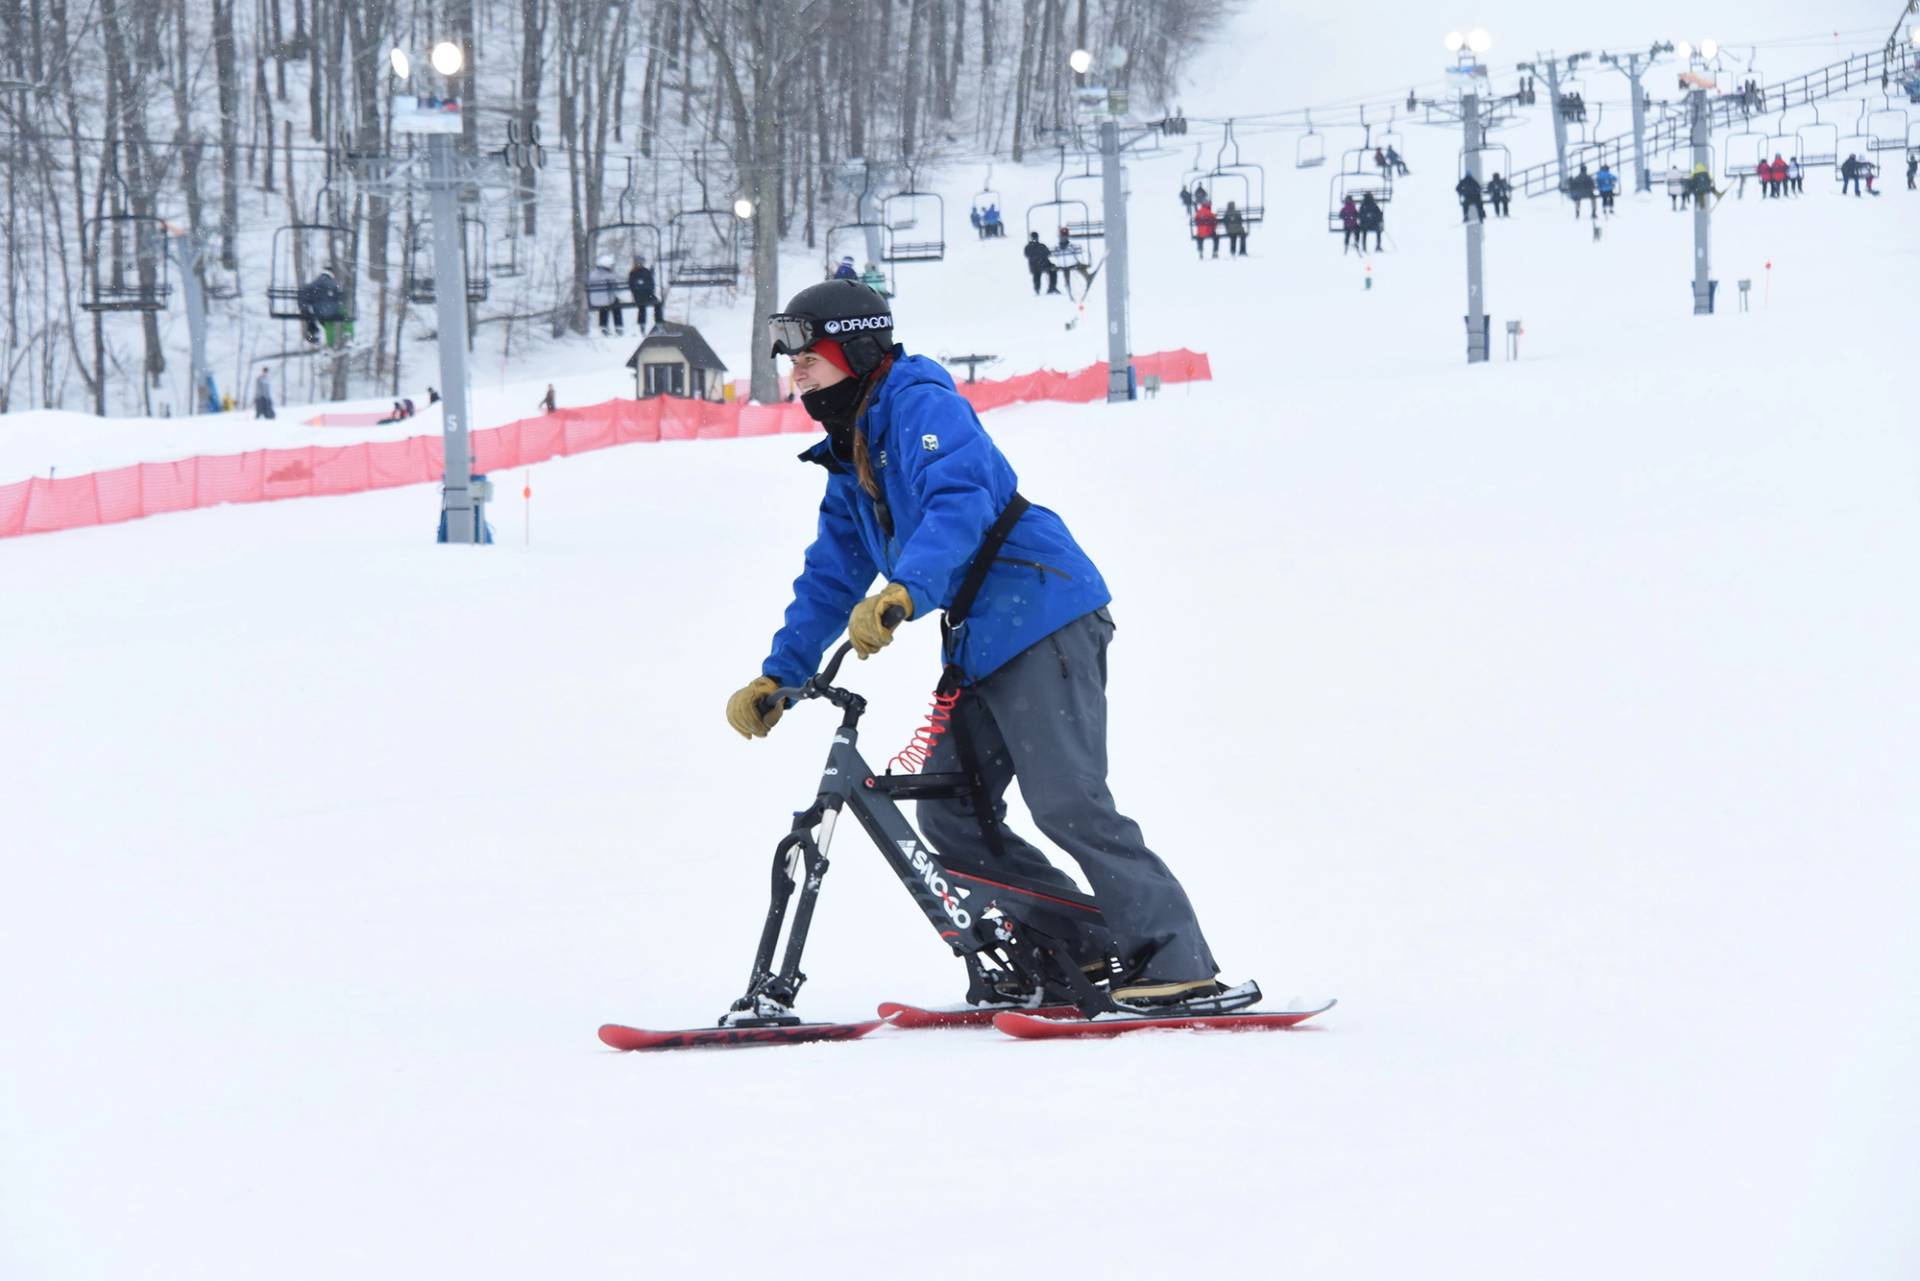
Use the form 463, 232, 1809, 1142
755, 605, 907, 717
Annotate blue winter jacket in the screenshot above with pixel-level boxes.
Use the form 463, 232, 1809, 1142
763, 351, 1111, 688
1596, 168, 1619, 193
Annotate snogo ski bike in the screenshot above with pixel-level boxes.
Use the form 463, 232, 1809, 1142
600, 608, 1334, 1050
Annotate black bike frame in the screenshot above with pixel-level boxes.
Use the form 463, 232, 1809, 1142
729, 639, 1113, 1024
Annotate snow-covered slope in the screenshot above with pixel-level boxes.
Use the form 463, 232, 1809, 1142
4, 10, 1917, 1281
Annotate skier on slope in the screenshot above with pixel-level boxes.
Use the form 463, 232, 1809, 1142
725, 280, 1226, 1008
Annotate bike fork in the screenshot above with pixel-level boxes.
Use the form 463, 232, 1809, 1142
726, 799, 842, 1024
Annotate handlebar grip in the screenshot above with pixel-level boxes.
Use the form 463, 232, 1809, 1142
881, 604, 906, 629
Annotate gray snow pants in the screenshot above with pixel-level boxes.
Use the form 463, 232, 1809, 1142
917, 608, 1219, 982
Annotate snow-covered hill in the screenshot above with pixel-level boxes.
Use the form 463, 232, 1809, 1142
4, 7, 1917, 1281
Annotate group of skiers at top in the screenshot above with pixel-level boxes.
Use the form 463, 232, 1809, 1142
1450, 172, 1513, 222
1336, 192, 1386, 252
1179, 184, 1250, 258
1564, 164, 1622, 218
296, 269, 349, 347
831, 255, 892, 296
585, 255, 663, 337
968, 203, 1006, 238
1371, 145, 1410, 176
1748, 155, 1806, 199
1022, 228, 1098, 298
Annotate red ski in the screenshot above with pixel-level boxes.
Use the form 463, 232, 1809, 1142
991, 999, 1336, 1040
598, 1019, 883, 1051
877, 1000, 1082, 1029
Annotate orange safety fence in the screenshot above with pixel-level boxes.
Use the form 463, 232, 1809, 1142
1, 349, 1209, 539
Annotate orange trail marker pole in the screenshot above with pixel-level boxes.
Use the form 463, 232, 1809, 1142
1765, 260, 1772, 309
523, 471, 531, 545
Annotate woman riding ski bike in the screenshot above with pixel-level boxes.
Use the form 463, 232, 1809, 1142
725, 280, 1226, 1008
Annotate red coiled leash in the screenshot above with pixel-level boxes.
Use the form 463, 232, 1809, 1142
888, 688, 961, 774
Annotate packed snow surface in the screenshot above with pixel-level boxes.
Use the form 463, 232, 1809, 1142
5, 12, 1917, 1281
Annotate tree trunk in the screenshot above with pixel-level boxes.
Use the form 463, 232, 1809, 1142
211, 0, 241, 268
1011, 0, 1039, 160
520, 0, 547, 234
901, 0, 925, 157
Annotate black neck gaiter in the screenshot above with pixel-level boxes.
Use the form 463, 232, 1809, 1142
801, 377, 866, 459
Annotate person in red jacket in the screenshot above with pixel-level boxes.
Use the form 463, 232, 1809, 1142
1192, 199, 1219, 259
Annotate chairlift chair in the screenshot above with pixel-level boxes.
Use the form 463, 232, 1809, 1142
1340, 143, 1388, 178
881, 182, 946, 263
1025, 198, 1092, 245
1326, 173, 1390, 233
1296, 130, 1326, 169
1866, 105, 1909, 151
266, 221, 353, 321
824, 218, 894, 283
402, 217, 490, 305
1055, 161, 1106, 239
1329, 170, 1392, 213
666, 208, 742, 289
970, 187, 1003, 223
585, 221, 667, 303
1210, 120, 1266, 224
1460, 142, 1513, 183
1765, 132, 1801, 164
1723, 129, 1767, 178
1557, 76, 1590, 124
1796, 120, 1839, 166
81, 212, 172, 313
1199, 168, 1254, 229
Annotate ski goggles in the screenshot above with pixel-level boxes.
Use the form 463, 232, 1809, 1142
767, 314, 818, 358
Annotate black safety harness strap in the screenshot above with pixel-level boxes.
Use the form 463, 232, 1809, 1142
936, 492, 1029, 861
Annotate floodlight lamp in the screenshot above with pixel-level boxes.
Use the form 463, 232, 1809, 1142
1676, 41, 1692, 60
1444, 31, 1466, 53
1700, 39, 1718, 59
1909, 26, 1918, 46
733, 198, 754, 219
389, 48, 411, 79
430, 41, 464, 76
1069, 48, 1094, 74
1468, 29, 1493, 53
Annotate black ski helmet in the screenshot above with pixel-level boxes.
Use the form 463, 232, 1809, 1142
767, 279, 893, 377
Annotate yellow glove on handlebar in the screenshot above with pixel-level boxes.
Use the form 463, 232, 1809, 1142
726, 675, 784, 740
848, 583, 914, 659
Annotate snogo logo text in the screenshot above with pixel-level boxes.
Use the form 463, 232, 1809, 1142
898, 840, 971, 929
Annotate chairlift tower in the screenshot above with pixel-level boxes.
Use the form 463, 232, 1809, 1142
1690, 82, 1715, 315
1430, 30, 1503, 365
375, 42, 539, 544
1520, 50, 1591, 196
1070, 48, 1150, 403
1600, 43, 1676, 192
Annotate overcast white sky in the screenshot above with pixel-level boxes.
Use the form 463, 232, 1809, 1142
1183, 0, 1907, 117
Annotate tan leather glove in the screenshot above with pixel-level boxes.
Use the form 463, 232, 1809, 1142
726, 675, 785, 740
848, 583, 914, 659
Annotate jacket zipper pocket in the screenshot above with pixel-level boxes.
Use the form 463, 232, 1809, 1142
1047, 633, 1070, 678
996, 556, 1070, 581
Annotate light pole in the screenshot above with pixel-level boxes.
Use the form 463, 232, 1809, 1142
1600, 42, 1674, 193
394, 42, 483, 543
1071, 47, 1138, 403
1677, 39, 1719, 315
1445, 28, 1495, 364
